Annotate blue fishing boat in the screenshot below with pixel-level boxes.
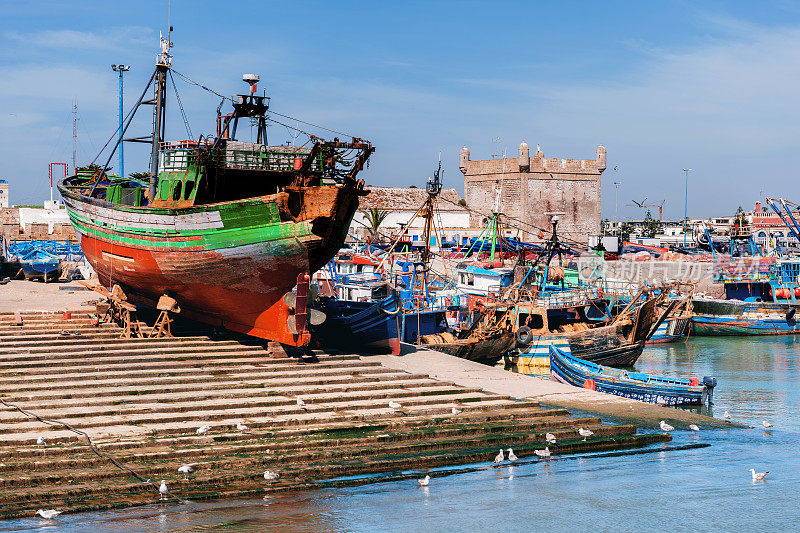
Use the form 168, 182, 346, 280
549, 344, 716, 406
19, 249, 62, 282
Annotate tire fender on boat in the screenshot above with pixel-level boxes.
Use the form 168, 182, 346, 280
515, 326, 533, 347
583, 379, 596, 391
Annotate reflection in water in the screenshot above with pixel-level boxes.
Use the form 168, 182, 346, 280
5, 336, 800, 532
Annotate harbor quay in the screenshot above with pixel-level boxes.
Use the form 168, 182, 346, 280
0, 284, 696, 519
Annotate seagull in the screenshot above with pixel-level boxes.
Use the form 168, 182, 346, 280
389, 400, 402, 410
578, 428, 594, 441
493, 449, 504, 464
297, 398, 307, 410
196, 425, 211, 435
451, 407, 462, 415
178, 464, 194, 480
36, 509, 62, 519
534, 447, 551, 458
660, 420, 675, 433
417, 475, 430, 486
724, 411, 731, 421
762, 421, 773, 429
159, 480, 168, 500
236, 423, 250, 431
264, 470, 279, 481
750, 468, 768, 481
507, 448, 518, 461
36, 436, 46, 456
689, 424, 700, 432
545, 433, 557, 445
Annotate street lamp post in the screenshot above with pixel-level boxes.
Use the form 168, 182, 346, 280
111, 64, 131, 178
683, 168, 692, 246
613, 181, 620, 233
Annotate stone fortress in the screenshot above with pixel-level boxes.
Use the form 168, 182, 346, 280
460, 142, 606, 244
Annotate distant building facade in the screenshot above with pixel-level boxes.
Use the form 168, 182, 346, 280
460, 143, 606, 244
0, 180, 8, 208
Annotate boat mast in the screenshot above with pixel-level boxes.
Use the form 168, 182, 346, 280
421, 156, 442, 266
148, 32, 172, 200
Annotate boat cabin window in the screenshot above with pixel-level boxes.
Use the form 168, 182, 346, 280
467, 273, 475, 286
184, 180, 195, 200
160, 180, 170, 201
172, 181, 183, 201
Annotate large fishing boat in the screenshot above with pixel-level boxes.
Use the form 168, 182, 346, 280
57, 33, 374, 346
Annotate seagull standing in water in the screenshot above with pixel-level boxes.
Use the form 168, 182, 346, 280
724, 411, 731, 421
36, 510, 62, 519
159, 480, 169, 500
507, 448, 518, 461
493, 449, 504, 464
578, 428, 594, 441
659, 420, 674, 433
417, 475, 430, 486
750, 468, 768, 481
534, 447, 551, 459
546, 433, 557, 445
689, 424, 700, 432
762, 420, 773, 429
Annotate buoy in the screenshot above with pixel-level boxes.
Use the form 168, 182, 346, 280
689, 378, 699, 386
62, 311, 71, 320
90, 316, 100, 326
293, 157, 303, 170
582, 379, 596, 390
794, 287, 800, 298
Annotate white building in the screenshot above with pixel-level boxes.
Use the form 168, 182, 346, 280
350, 186, 479, 246
0, 180, 8, 208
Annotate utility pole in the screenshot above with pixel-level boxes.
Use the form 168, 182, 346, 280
72, 100, 77, 171
613, 181, 620, 231
683, 168, 693, 246
112, 64, 131, 177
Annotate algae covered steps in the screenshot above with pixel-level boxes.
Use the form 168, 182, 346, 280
0, 310, 670, 518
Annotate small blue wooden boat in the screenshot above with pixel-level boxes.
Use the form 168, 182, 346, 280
314, 290, 402, 355
549, 344, 716, 406
19, 249, 62, 282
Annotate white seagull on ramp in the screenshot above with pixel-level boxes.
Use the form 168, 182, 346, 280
507, 448, 518, 461
546, 433, 557, 445
178, 464, 194, 479
689, 424, 700, 432
159, 480, 169, 500
297, 398, 307, 410
264, 470, 279, 481
36, 510, 62, 519
196, 425, 211, 435
659, 420, 674, 433
493, 449, 504, 464
236, 423, 249, 431
417, 475, 430, 486
451, 407, 461, 415
578, 428, 594, 441
389, 400, 402, 410
36, 436, 46, 456
750, 468, 768, 481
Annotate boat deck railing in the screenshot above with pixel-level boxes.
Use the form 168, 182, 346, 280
158, 142, 323, 173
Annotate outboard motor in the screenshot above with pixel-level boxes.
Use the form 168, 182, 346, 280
702, 376, 717, 405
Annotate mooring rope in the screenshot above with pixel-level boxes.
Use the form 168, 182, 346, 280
0, 397, 190, 504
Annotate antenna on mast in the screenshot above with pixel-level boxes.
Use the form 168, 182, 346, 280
72, 99, 77, 171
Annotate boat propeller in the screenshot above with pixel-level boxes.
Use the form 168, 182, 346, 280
284, 280, 326, 335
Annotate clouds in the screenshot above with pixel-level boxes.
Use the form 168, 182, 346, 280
4, 26, 154, 51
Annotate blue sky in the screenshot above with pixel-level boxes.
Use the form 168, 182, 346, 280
2, 0, 800, 220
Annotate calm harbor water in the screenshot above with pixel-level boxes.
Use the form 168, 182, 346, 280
5, 335, 800, 532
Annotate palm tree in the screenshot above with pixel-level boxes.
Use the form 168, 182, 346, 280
361, 207, 389, 243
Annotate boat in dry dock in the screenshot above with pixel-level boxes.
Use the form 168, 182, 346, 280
57, 34, 374, 346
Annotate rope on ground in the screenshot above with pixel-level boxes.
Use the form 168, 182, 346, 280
0, 397, 190, 504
